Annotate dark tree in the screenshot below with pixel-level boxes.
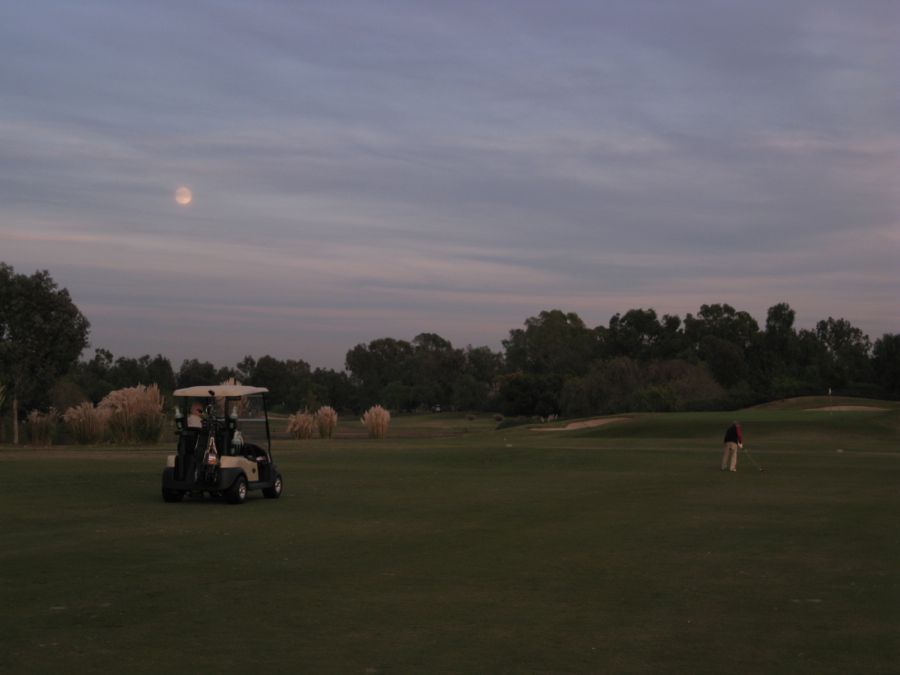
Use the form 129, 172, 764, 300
759, 303, 803, 397
235, 355, 257, 383
599, 308, 664, 360
215, 365, 238, 384
0, 264, 90, 443
453, 345, 503, 411
699, 335, 748, 388
683, 304, 759, 389
243, 355, 312, 411
504, 310, 595, 377
175, 359, 218, 388
410, 333, 465, 409
559, 357, 641, 416
657, 314, 691, 359
500, 310, 596, 415
872, 334, 900, 398
463, 345, 503, 384
69, 350, 175, 402
684, 303, 759, 350
310, 368, 358, 412
109, 356, 146, 389
765, 302, 797, 347
815, 317, 872, 388
70, 348, 116, 403
345, 338, 414, 406
145, 355, 177, 393
495, 372, 562, 417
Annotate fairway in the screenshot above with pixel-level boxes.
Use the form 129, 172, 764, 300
2, 404, 899, 674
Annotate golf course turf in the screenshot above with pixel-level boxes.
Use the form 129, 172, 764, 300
2, 398, 898, 673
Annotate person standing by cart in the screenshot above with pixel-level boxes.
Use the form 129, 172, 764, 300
722, 420, 743, 472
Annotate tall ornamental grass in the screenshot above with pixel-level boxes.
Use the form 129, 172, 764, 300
63, 402, 110, 444
26, 408, 60, 446
315, 406, 338, 439
100, 384, 166, 444
287, 411, 316, 439
361, 405, 390, 439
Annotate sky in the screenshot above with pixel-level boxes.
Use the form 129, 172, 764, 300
1, 0, 898, 370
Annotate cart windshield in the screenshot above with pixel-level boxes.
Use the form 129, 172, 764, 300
232, 395, 269, 449
178, 393, 270, 453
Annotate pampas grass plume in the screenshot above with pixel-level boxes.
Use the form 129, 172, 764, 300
26, 408, 60, 446
315, 406, 338, 439
63, 401, 110, 444
99, 384, 165, 444
287, 410, 316, 439
361, 405, 390, 439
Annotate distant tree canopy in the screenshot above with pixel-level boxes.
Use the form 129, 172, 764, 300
17, 301, 900, 425
2, 258, 898, 432
344, 333, 496, 413
58, 349, 176, 412
493, 303, 896, 417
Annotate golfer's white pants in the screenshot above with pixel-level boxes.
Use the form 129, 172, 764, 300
722, 442, 738, 471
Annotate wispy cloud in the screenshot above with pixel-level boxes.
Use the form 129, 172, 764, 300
1, 0, 897, 367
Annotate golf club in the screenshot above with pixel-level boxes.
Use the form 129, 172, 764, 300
743, 445, 765, 472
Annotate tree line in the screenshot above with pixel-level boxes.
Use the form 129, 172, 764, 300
497, 306, 898, 416
2, 263, 899, 442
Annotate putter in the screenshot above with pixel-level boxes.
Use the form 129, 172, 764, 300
742, 445, 765, 472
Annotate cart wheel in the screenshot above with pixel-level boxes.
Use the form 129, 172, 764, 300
162, 488, 185, 503
263, 474, 283, 499
225, 475, 248, 504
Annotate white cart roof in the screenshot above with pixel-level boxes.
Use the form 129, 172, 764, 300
174, 385, 269, 398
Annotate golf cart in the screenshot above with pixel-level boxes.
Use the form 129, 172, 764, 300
161, 385, 283, 504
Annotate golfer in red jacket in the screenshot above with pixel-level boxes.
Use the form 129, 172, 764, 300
722, 421, 743, 472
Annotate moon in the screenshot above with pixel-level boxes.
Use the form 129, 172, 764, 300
175, 186, 193, 206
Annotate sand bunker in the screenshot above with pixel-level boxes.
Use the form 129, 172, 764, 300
805, 405, 888, 412
531, 417, 630, 432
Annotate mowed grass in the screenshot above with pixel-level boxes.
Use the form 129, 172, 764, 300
1, 404, 899, 674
